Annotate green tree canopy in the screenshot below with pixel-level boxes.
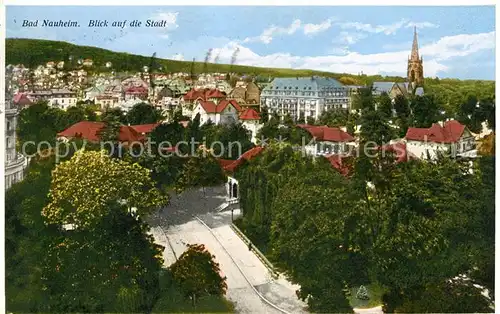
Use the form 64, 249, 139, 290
42, 150, 167, 228
126, 102, 164, 125
169, 244, 228, 306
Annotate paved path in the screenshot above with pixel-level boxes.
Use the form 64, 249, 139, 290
354, 306, 384, 314
151, 217, 283, 314
148, 186, 374, 314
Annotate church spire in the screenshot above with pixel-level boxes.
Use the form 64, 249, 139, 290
411, 26, 419, 60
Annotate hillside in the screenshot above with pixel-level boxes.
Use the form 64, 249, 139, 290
6, 38, 408, 83
6, 38, 494, 104
6, 38, 343, 78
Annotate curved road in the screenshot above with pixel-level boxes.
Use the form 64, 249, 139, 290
154, 217, 283, 314
148, 186, 308, 314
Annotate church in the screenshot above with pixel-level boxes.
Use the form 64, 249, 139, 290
372, 27, 425, 99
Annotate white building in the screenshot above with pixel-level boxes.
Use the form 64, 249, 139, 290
192, 99, 241, 125
260, 77, 358, 122
95, 95, 120, 110
297, 124, 356, 156
239, 108, 263, 144
49, 89, 78, 110
405, 120, 477, 160
82, 59, 93, 67
5, 86, 27, 190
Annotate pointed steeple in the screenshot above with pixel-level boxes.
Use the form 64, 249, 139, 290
411, 26, 419, 60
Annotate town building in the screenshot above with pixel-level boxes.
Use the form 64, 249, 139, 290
95, 95, 120, 110
57, 121, 145, 144
191, 99, 242, 125
182, 88, 227, 117
82, 59, 93, 67
5, 87, 27, 190
326, 141, 415, 177
124, 86, 148, 101
297, 124, 356, 156
228, 81, 261, 109
372, 27, 425, 98
260, 77, 356, 122
130, 123, 161, 136
404, 120, 477, 160
239, 108, 262, 143
84, 85, 106, 101
13, 93, 34, 110
219, 146, 266, 203
49, 89, 78, 110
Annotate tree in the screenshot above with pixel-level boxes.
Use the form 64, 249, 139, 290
43, 209, 164, 312
185, 113, 203, 145
377, 92, 393, 120
352, 87, 375, 111
65, 105, 86, 126
6, 147, 164, 313
101, 107, 127, 124
270, 166, 360, 313
478, 133, 495, 156
42, 150, 167, 228
17, 101, 67, 155
393, 95, 411, 137
126, 102, 164, 125
209, 123, 253, 160
318, 108, 348, 127
176, 149, 225, 195
259, 106, 269, 124
169, 244, 228, 307
283, 113, 294, 126
410, 95, 440, 128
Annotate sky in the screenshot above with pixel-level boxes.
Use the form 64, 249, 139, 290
6, 6, 496, 80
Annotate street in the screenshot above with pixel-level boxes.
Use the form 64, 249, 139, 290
148, 185, 308, 314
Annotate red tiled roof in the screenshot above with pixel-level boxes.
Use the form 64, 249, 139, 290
297, 124, 354, 142
57, 121, 144, 143
13, 93, 33, 106
220, 146, 265, 172
380, 142, 416, 163
130, 123, 161, 134
405, 120, 466, 143
197, 99, 240, 114
217, 99, 242, 112
118, 126, 144, 142
229, 99, 243, 111
198, 101, 217, 113
239, 108, 260, 120
125, 86, 148, 94
325, 154, 353, 177
183, 88, 227, 101
218, 159, 235, 169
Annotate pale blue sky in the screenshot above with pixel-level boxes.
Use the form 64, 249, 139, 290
6, 6, 496, 80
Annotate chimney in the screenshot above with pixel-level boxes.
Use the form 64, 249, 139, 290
438, 121, 444, 127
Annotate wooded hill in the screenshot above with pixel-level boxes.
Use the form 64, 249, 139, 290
6, 38, 495, 103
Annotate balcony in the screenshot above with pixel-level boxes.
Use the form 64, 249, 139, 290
6, 153, 26, 169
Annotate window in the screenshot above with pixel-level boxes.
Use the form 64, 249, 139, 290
7, 121, 10, 131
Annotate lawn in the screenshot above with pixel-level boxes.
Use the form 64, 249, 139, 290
152, 293, 235, 313
347, 282, 386, 309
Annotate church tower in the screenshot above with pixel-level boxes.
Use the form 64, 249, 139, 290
407, 27, 424, 87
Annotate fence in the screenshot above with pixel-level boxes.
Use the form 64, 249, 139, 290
230, 223, 279, 280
